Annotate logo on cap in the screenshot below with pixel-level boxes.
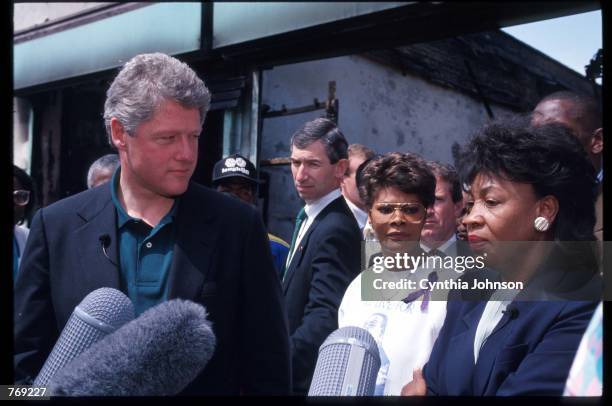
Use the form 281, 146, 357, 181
213, 153, 258, 184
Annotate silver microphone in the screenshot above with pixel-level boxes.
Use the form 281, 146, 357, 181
33, 287, 134, 386
308, 326, 381, 396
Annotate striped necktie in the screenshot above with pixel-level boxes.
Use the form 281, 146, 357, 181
284, 208, 307, 273
288, 207, 307, 257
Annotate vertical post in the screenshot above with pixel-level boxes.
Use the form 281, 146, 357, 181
326, 81, 339, 124
201, 2, 213, 54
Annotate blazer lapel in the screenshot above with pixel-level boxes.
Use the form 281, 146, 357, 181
472, 300, 531, 394
167, 185, 219, 300
282, 218, 319, 294
74, 189, 121, 290
445, 301, 484, 394
281, 196, 352, 293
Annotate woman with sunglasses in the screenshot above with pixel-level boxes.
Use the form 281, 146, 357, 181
13, 165, 36, 283
404, 118, 600, 396
338, 152, 452, 395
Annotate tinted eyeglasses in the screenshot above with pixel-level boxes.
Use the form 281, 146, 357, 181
14, 190, 30, 206
372, 202, 426, 223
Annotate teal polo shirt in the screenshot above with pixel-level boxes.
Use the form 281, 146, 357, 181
110, 168, 178, 316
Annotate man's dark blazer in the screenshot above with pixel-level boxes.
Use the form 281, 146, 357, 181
423, 268, 599, 395
282, 195, 361, 394
14, 182, 291, 395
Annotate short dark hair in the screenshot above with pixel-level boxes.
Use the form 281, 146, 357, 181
456, 116, 597, 243
290, 118, 348, 163
13, 164, 37, 224
427, 161, 462, 203
359, 152, 436, 209
537, 91, 602, 139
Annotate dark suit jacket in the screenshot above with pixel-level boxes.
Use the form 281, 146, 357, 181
423, 269, 599, 396
14, 182, 291, 395
282, 195, 361, 394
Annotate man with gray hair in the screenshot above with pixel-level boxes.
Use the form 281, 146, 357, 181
14, 53, 290, 395
86, 153, 120, 189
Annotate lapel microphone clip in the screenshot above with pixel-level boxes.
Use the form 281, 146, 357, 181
99, 234, 119, 268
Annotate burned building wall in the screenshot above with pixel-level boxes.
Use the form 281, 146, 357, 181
259, 53, 515, 242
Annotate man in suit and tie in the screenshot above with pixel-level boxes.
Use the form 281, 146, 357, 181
14, 53, 291, 395
283, 118, 362, 394
341, 144, 375, 232
420, 161, 468, 258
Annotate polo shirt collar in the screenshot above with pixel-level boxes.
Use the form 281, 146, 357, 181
110, 166, 179, 228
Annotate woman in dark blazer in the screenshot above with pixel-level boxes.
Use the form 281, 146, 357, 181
403, 117, 601, 396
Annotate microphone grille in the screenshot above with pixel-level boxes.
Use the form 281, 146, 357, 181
309, 326, 380, 396
78, 287, 134, 329
33, 288, 134, 386
322, 325, 379, 352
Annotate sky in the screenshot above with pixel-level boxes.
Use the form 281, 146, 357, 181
502, 10, 602, 80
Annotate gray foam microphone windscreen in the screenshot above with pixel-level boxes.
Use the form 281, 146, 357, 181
48, 299, 216, 396
33, 287, 134, 386
308, 326, 381, 396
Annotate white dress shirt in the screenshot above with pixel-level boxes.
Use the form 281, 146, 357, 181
473, 300, 511, 363
286, 188, 342, 268
473, 289, 519, 363
597, 169, 603, 183
344, 196, 368, 231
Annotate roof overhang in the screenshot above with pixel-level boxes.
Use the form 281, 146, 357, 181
14, 2, 600, 93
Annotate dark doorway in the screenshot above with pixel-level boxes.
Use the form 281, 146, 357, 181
59, 83, 111, 198
192, 109, 224, 187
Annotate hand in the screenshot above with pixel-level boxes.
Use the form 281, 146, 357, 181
400, 368, 427, 396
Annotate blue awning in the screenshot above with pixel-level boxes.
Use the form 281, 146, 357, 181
212, 2, 408, 48
14, 3, 202, 90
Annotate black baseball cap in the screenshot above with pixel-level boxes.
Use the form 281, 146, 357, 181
212, 154, 260, 185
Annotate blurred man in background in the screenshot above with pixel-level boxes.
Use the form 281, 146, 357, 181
212, 153, 290, 278
420, 161, 465, 257
341, 144, 375, 231
532, 91, 603, 241
86, 153, 120, 189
